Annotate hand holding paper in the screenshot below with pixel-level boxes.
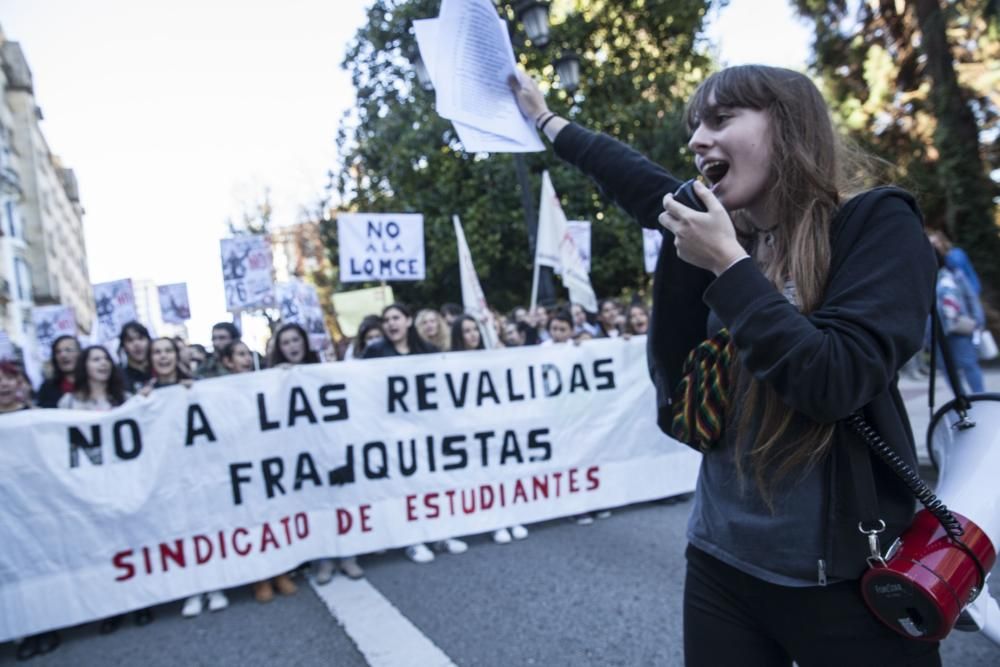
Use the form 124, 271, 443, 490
413, 0, 544, 153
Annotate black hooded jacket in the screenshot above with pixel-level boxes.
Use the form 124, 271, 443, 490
553, 123, 936, 581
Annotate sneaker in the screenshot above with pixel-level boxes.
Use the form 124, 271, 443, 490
405, 544, 435, 564
595, 510, 612, 519
338, 557, 364, 580
493, 528, 512, 544
206, 590, 229, 612
181, 594, 204, 618
274, 574, 298, 596
574, 514, 594, 525
510, 524, 529, 540
434, 538, 468, 554
314, 558, 335, 585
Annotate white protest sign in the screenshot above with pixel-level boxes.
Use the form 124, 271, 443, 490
534, 172, 598, 312
31, 305, 76, 360
0, 339, 699, 641
92, 279, 138, 347
565, 220, 592, 274
338, 213, 425, 282
274, 280, 330, 352
220, 236, 274, 311
0, 331, 14, 361
642, 229, 663, 274
158, 283, 191, 324
454, 215, 499, 349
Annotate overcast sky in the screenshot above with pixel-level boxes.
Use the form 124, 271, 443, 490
2, 0, 812, 345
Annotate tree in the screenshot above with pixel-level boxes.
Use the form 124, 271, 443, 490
333, 0, 723, 312
792, 0, 1000, 307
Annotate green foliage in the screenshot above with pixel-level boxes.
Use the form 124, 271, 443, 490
333, 0, 721, 311
792, 0, 1000, 305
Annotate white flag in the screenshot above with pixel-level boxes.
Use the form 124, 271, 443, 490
453, 215, 500, 349
535, 172, 598, 313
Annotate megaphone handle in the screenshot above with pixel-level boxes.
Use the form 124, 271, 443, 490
845, 412, 987, 592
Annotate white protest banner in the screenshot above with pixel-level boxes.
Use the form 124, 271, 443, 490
158, 283, 192, 324
338, 213, 425, 282
453, 215, 499, 349
31, 305, 76, 360
220, 236, 274, 311
0, 338, 699, 641
643, 229, 663, 274
533, 172, 598, 313
92, 279, 138, 347
275, 279, 331, 353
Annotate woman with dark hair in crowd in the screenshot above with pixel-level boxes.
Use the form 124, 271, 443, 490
364, 304, 467, 562
362, 303, 438, 358
266, 322, 355, 581
57, 347, 148, 633
140, 338, 220, 617
351, 315, 385, 359
35, 335, 81, 408
58, 346, 127, 410
626, 303, 650, 336
118, 321, 152, 394
451, 318, 529, 543
450, 315, 485, 352
267, 323, 320, 367
595, 299, 623, 338
145, 337, 193, 389
216, 339, 300, 603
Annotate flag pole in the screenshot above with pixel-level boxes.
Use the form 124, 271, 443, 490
529, 246, 541, 312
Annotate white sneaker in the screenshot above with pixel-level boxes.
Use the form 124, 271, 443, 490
434, 538, 468, 554
405, 544, 435, 564
574, 514, 594, 525
181, 594, 203, 618
595, 510, 612, 519
510, 524, 529, 540
493, 528, 512, 544
314, 558, 335, 585
206, 590, 228, 612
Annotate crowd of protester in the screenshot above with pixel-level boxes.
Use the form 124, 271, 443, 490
0, 295, 650, 660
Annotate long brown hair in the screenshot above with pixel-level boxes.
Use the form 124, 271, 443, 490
686, 65, 849, 499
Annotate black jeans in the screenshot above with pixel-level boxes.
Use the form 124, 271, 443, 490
684, 545, 941, 667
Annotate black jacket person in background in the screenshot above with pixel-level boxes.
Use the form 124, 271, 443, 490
510, 65, 937, 666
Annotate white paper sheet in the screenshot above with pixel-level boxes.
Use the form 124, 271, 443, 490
413, 2, 543, 153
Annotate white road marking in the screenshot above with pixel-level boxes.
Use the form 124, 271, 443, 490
309, 576, 456, 667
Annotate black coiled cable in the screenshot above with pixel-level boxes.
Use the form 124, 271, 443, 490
844, 411, 986, 595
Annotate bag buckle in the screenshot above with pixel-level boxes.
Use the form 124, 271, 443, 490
859, 519, 887, 568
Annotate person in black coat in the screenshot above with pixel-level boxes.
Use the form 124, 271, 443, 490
510, 65, 938, 666
34, 335, 80, 408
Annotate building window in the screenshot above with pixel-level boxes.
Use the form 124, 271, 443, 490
5, 200, 17, 238
14, 257, 32, 301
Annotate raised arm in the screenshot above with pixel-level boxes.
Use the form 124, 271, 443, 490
508, 71, 683, 229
